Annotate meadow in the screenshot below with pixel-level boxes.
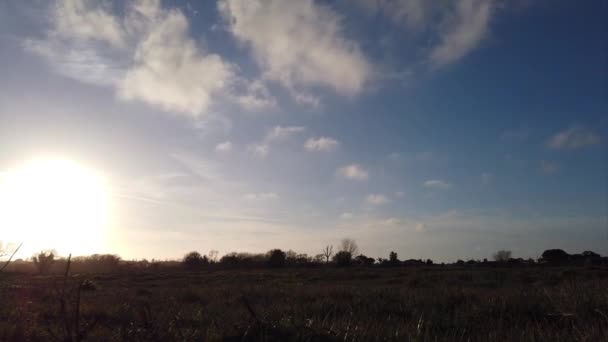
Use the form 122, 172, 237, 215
2, 264, 608, 341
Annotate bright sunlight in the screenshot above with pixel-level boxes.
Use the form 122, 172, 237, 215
0, 158, 110, 257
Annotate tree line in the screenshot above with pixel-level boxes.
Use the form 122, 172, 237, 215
1, 239, 606, 274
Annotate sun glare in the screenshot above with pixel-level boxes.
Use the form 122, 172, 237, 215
0, 158, 110, 257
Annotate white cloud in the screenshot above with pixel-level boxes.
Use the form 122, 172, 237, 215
118, 4, 235, 115
340, 212, 354, 220
218, 0, 372, 104
215, 141, 233, 153
304, 137, 339, 152
265, 125, 306, 142
246, 125, 306, 158
547, 125, 601, 150
366, 194, 390, 205
430, 0, 493, 67
52, 0, 126, 48
242, 192, 279, 200
381, 217, 401, 226
424, 179, 451, 190
336, 164, 369, 181
415, 223, 427, 232
247, 144, 269, 158
234, 80, 278, 112
481, 172, 493, 185
25, 0, 238, 116
539, 160, 559, 174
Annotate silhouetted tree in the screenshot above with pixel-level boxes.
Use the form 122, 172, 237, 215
32, 250, 56, 274
322, 245, 333, 264
540, 249, 570, 264
354, 254, 375, 266
333, 251, 352, 267
340, 239, 359, 255
267, 249, 287, 268
313, 254, 325, 264
426, 259, 433, 265
582, 250, 600, 258
389, 251, 400, 266
208, 250, 219, 263
182, 251, 208, 269
493, 250, 512, 262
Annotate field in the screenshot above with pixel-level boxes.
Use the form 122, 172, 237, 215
2, 266, 608, 341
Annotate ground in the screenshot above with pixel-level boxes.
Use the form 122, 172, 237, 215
1, 266, 608, 341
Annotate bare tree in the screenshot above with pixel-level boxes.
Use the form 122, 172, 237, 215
340, 238, 359, 256
322, 245, 333, 264
493, 250, 512, 262
208, 250, 219, 263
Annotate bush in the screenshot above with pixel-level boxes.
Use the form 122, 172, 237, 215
182, 251, 208, 270
333, 251, 352, 267
267, 249, 287, 268
389, 251, 400, 266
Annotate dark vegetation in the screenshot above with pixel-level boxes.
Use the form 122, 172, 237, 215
1, 240, 608, 341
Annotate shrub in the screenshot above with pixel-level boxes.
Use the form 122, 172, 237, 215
389, 251, 400, 266
267, 249, 287, 268
182, 251, 208, 270
333, 251, 352, 267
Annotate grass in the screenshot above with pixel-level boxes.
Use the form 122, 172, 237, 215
1, 266, 608, 341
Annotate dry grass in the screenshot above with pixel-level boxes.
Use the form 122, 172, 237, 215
2, 266, 608, 341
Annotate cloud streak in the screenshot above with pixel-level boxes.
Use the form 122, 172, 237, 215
304, 137, 339, 152
547, 125, 601, 150
424, 179, 451, 190
337, 164, 369, 181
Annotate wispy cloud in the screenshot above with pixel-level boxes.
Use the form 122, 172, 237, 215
336, 164, 369, 181
481, 172, 493, 185
247, 125, 306, 158
215, 141, 233, 153
247, 143, 269, 158
233, 80, 278, 112
242, 192, 279, 201
354, 0, 495, 68
539, 160, 559, 174
265, 125, 306, 142
430, 0, 493, 67
424, 179, 451, 190
415, 223, 427, 232
547, 125, 601, 150
340, 212, 354, 220
366, 194, 390, 205
25, 0, 238, 116
304, 137, 339, 152
381, 217, 401, 226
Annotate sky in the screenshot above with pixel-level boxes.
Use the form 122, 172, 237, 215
0, 0, 606, 262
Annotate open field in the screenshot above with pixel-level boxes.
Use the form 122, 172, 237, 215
2, 266, 608, 341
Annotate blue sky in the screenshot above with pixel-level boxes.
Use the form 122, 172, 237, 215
0, 0, 606, 261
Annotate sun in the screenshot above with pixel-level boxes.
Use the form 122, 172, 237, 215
0, 158, 110, 258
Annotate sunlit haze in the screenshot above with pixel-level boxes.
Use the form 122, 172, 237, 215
0, 0, 605, 262
0, 158, 110, 257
